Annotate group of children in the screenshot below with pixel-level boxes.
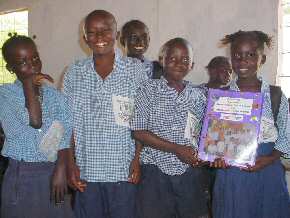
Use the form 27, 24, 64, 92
0, 9, 289, 218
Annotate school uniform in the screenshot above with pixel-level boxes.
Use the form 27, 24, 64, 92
0, 80, 73, 218
140, 57, 163, 79
63, 49, 149, 218
131, 77, 209, 218
213, 77, 290, 218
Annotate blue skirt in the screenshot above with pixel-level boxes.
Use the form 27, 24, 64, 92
213, 142, 290, 218
1, 158, 74, 218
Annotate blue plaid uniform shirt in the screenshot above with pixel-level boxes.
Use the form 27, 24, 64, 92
130, 77, 207, 175
63, 49, 149, 182
0, 80, 72, 162
230, 77, 290, 158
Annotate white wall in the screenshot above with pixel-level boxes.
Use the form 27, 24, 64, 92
0, 0, 279, 87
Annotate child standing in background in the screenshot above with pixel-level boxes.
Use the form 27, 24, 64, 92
120, 19, 163, 79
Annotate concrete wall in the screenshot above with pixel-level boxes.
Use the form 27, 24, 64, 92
0, 0, 280, 87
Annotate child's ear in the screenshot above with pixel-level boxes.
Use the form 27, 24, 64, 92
191, 62, 194, 70
83, 34, 88, 43
119, 35, 125, 47
6, 63, 13, 72
261, 55, 266, 65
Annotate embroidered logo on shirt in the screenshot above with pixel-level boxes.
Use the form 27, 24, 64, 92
112, 95, 134, 127
39, 120, 64, 162
184, 111, 201, 146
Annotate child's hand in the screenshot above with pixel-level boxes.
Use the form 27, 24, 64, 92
51, 160, 67, 204
128, 157, 141, 184
66, 162, 87, 192
210, 158, 228, 168
175, 146, 199, 165
241, 155, 273, 172
32, 73, 54, 86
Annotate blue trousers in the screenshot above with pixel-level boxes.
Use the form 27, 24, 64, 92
136, 164, 209, 218
74, 181, 136, 218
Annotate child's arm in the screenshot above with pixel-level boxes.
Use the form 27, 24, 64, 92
22, 73, 53, 128
65, 135, 86, 192
22, 79, 42, 128
128, 140, 142, 184
51, 148, 69, 204
133, 130, 199, 166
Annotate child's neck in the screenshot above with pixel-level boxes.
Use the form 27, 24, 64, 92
236, 76, 261, 92
207, 80, 223, 89
165, 77, 185, 93
128, 53, 144, 61
93, 52, 115, 80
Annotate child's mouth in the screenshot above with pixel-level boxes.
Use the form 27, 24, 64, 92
134, 46, 144, 50
95, 42, 108, 48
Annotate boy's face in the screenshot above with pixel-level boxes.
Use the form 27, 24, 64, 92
9, 43, 42, 81
209, 63, 232, 85
163, 43, 193, 82
84, 14, 117, 56
231, 37, 265, 80
123, 25, 149, 58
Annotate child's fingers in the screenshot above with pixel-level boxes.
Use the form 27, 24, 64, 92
43, 74, 54, 83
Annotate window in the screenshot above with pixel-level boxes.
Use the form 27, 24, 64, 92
0, 9, 28, 84
279, 0, 290, 97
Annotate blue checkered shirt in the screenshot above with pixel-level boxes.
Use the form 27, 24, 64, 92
230, 77, 290, 158
130, 77, 207, 175
63, 49, 149, 182
0, 80, 72, 162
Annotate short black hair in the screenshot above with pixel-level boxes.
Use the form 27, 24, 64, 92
2, 34, 35, 65
163, 37, 193, 56
84, 10, 117, 32
206, 56, 229, 69
221, 30, 273, 50
121, 20, 148, 36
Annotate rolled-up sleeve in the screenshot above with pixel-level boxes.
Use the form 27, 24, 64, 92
275, 93, 290, 158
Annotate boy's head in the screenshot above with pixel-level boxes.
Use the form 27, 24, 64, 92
206, 56, 232, 86
120, 20, 150, 59
2, 35, 42, 81
162, 37, 194, 82
221, 30, 272, 80
83, 10, 117, 56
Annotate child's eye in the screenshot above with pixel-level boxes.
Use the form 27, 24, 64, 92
32, 56, 40, 62
233, 53, 241, 59
247, 53, 256, 58
15, 61, 27, 67
182, 57, 190, 64
169, 57, 176, 62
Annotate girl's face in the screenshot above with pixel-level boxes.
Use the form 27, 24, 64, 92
231, 38, 265, 80
163, 43, 193, 82
9, 43, 42, 81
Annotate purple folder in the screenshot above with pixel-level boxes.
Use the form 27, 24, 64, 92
198, 88, 263, 167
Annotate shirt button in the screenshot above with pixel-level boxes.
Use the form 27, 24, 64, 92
38, 129, 42, 133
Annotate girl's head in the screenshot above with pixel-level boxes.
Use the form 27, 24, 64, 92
221, 30, 272, 80
206, 56, 232, 86
2, 35, 41, 82
120, 20, 150, 59
162, 37, 194, 82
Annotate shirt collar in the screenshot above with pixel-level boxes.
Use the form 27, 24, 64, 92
229, 75, 269, 93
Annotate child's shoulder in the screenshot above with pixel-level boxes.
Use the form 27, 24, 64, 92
0, 82, 21, 99
43, 85, 66, 101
